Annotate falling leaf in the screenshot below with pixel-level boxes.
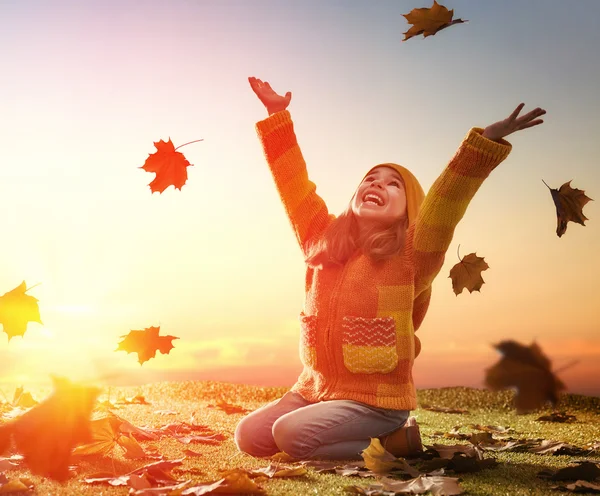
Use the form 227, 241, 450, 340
402, 0, 467, 41
448, 251, 489, 295
140, 138, 202, 193
0, 282, 42, 341
537, 411, 577, 423
484, 340, 565, 413
543, 180, 593, 237
116, 326, 179, 365
0, 377, 99, 481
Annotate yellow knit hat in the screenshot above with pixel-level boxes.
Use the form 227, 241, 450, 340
359, 163, 425, 226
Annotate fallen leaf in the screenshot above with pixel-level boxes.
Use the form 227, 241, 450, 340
448, 252, 489, 295
529, 440, 584, 456
402, 0, 467, 41
0, 282, 43, 341
361, 438, 420, 476
559, 480, 600, 493
427, 444, 482, 460
116, 326, 179, 365
207, 402, 250, 415
0, 477, 35, 494
0, 377, 99, 481
543, 179, 593, 237
539, 461, 600, 481
484, 340, 565, 413
469, 424, 515, 435
421, 404, 469, 414
140, 138, 201, 193
179, 471, 265, 495
537, 411, 577, 423
73, 415, 148, 459
244, 464, 308, 478
346, 474, 463, 495
11, 387, 37, 409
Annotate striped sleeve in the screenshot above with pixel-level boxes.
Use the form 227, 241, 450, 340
412, 128, 512, 299
256, 110, 333, 255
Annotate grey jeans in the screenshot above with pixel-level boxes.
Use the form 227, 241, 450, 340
234, 390, 410, 460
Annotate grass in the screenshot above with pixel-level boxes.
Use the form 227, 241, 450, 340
2, 381, 600, 495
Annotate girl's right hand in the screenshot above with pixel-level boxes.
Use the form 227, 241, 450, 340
248, 77, 292, 115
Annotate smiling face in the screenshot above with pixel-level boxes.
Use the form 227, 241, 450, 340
351, 166, 407, 231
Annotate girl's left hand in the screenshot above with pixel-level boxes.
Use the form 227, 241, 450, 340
482, 103, 546, 142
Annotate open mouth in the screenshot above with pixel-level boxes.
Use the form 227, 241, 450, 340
362, 192, 384, 206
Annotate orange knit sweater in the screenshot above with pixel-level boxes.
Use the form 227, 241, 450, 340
256, 110, 512, 410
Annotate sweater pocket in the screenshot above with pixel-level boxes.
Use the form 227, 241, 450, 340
341, 316, 398, 374
299, 312, 318, 368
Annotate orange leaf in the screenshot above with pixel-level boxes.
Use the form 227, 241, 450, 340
448, 252, 489, 295
0, 377, 99, 481
115, 326, 179, 365
0, 282, 43, 341
140, 138, 197, 193
402, 0, 467, 41
544, 180, 593, 237
484, 340, 566, 414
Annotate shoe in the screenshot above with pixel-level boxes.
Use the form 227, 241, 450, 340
379, 416, 423, 458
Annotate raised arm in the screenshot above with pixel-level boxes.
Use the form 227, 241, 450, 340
410, 103, 546, 301
250, 77, 334, 256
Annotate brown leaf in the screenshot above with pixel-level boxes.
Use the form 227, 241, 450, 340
207, 402, 250, 415
537, 411, 577, 423
469, 424, 515, 435
402, 0, 467, 41
529, 440, 584, 456
421, 404, 469, 414
0, 477, 35, 494
544, 180, 593, 237
427, 444, 482, 460
244, 464, 308, 478
0, 377, 99, 481
116, 326, 179, 365
542, 461, 600, 481
348, 474, 464, 495
484, 340, 565, 413
561, 480, 600, 493
0, 282, 43, 341
179, 471, 265, 495
448, 252, 489, 295
361, 438, 421, 476
140, 138, 201, 194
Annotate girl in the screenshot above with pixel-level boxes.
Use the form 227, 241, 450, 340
235, 76, 545, 461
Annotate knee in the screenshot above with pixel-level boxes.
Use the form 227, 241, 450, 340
234, 415, 265, 457
272, 416, 312, 459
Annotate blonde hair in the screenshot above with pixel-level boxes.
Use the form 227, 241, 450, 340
305, 188, 409, 268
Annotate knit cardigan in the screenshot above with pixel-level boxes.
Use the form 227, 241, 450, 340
256, 110, 512, 410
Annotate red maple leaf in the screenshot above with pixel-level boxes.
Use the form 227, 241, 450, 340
140, 138, 202, 193
115, 326, 179, 365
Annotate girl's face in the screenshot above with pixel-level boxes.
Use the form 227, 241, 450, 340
351, 166, 407, 228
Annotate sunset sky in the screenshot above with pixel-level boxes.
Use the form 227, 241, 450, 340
1, 0, 599, 397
